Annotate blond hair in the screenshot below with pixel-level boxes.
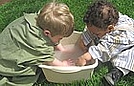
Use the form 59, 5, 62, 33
36, 2, 74, 37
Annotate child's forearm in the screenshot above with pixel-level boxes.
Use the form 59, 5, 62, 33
75, 52, 93, 66
45, 58, 68, 66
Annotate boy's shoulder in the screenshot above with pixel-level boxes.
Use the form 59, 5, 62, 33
116, 12, 134, 27
24, 13, 38, 26
115, 24, 134, 32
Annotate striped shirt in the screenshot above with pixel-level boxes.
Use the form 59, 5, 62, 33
82, 13, 134, 71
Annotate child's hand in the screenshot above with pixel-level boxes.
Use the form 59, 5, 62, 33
75, 52, 92, 66
46, 58, 75, 66
75, 57, 86, 66
62, 58, 75, 66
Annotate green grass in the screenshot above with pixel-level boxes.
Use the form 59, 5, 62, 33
0, 0, 134, 86
0, 0, 92, 32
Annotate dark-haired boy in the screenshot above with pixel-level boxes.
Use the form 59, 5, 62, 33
76, 0, 134, 85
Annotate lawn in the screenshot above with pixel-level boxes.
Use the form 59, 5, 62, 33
0, 0, 134, 86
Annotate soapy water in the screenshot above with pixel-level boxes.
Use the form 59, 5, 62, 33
54, 44, 84, 65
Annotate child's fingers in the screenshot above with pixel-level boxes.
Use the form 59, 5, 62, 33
67, 59, 75, 66
75, 57, 86, 66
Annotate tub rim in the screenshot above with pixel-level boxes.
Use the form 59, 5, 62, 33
39, 59, 98, 73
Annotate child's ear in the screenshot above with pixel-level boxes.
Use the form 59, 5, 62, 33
107, 25, 114, 32
43, 30, 51, 36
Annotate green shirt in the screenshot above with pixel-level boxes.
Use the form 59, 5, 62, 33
0, 13, 54, 85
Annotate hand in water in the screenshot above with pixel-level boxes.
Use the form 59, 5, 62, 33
62, 58, 75, 66
75, 57, 86, 66
75, 52, 93, 66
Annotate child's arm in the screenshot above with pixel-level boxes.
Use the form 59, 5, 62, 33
75, 52, 93, 66
44, 58, 74, 66
75, 30, 96, 52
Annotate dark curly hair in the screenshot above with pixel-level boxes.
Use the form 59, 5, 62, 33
83, 0, 119, 29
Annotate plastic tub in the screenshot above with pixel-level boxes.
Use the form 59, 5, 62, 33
39, 31, 98, 83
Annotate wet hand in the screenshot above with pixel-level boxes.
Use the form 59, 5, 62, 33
75, 57, 86, 66
75, 52, 92, 66
62, 58, 75, 66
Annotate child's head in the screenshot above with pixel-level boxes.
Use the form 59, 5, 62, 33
84, 0, 119, 29
36, 2, 74, 37
83, 0, 119, 37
